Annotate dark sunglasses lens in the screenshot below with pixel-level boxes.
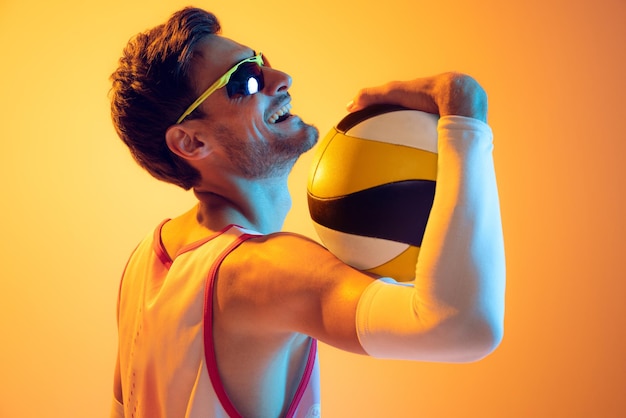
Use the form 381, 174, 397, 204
226, 62, 265, 97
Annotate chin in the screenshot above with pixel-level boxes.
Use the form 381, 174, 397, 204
298, 120, 319, 152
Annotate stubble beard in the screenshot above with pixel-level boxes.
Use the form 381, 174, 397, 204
216, 120, 319, 179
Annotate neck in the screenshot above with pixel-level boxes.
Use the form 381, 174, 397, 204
193, 174, 292, 234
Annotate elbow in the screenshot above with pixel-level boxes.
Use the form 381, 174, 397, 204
446, 283, 507, 362
454, 316, 504, 362
467, 320, 503, 362
435, 314, 504, 363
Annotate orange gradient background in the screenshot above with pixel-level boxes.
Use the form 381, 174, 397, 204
1, 0, 624, 417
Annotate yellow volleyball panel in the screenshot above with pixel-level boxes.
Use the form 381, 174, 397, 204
309, 130, 437, 198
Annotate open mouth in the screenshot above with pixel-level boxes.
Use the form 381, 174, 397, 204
268, 103, 292, 124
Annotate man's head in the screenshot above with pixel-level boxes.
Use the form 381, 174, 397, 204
110, 7, 218, 189
110, 7, 318, 190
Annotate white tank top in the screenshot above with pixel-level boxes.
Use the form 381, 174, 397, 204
114, 222, 321, 417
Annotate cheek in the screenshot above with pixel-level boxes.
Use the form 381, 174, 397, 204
215, 98, 271, 141
247, 114, 273, 142
212, 117, 266, 150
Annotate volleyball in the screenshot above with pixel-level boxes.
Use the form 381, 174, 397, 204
307, 105, 439, 282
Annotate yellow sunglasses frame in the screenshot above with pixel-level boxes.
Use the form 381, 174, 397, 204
176, 52, 264, 124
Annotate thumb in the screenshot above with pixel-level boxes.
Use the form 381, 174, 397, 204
346, 86, 388, 112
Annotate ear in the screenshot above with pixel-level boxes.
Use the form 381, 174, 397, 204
165, 125, 212, 160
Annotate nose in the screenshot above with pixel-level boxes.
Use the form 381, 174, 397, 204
263, 67, 292, 95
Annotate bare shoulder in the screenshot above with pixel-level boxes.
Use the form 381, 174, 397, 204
234, 232, 356, 279
216, 232, 373, 352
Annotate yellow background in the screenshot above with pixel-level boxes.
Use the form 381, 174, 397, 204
1, 0, 624, 416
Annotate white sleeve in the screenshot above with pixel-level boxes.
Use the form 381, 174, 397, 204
355, 116, 505, 362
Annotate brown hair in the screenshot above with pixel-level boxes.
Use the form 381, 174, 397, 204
109, 7, 220, 190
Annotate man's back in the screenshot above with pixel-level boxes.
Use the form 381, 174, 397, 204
114, 216, 321, 417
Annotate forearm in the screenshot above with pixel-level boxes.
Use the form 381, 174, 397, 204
417, 115, 505, 338
356, 116, 505, 362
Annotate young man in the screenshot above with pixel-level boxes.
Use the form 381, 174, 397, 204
109, 7, 505, 418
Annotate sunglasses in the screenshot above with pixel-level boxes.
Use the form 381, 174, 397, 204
176, 52, 265, 124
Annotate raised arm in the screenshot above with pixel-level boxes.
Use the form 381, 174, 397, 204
349, 73, 505, 362
224, 73, 504, 363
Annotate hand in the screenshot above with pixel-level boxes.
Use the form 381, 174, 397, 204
347, 72, 488, 123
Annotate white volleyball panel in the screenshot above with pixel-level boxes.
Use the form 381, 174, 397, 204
345, 110, 438, 153
312, 221, 410, 270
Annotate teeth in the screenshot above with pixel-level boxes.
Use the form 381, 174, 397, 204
268, 103, 292, 124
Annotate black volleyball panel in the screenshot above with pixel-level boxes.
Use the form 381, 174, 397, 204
307, 179, 436, 247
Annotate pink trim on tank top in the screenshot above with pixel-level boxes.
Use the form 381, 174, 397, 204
284, 338, 317, 417
152, 221, 237, 269
203, 230, 318, 418
152, 219, 173, 268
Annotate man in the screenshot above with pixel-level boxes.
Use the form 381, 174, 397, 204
109, 6, 505, 418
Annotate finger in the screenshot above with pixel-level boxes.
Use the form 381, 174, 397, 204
346, 86, 388, 112
347, 81, 439, 115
